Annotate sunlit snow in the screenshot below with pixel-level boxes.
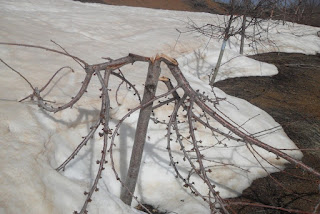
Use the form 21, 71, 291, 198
1, 0, 319, 213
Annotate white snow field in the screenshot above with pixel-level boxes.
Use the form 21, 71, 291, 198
0, 0, 319, 213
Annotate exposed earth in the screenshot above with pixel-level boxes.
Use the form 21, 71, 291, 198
74, 0, 320, 27
74, 0, 227, 14
73, 1, 320, 213
216, 53, 320, 213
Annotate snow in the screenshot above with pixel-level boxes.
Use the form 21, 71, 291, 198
0, 0, 319, 213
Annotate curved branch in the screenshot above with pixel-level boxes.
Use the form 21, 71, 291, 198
187, 99, 229, 214
35, 66, 94, 113
111, 71, 142, 103
78, 69, 111, 214
164, 59, 320, 178
56, 118, 101, 172
20, 66, 74, 102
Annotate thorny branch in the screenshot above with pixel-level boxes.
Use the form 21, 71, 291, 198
1, 43, 319, 214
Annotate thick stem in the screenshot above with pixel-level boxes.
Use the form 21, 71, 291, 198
78, 69, 111, 214
240, 0, 249, 55
209, 13, 233, 86
120, 59, 162, 205
240, 15, 246, 55
210, 38, 227, 86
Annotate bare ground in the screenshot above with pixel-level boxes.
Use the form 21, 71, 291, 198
215, 53, 320, 213
73, 0, 226, 14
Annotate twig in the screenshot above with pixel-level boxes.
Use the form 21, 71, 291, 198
0, 58, 35, 90
20, 66, 74, 102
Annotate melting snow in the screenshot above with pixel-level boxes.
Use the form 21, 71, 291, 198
1, 0, 319, 213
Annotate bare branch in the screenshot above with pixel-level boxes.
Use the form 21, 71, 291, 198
0, 58, 35, 90
20, 66, 74, 102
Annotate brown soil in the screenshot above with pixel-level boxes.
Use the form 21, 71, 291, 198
73, 0, 226, 14
215, 53, 320, 213
216, 53, 320, 156
74, 0, 320, 27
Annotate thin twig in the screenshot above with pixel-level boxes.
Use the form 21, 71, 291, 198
0, 58, 35, 90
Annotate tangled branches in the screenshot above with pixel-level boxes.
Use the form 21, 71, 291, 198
1, 42, 319, 214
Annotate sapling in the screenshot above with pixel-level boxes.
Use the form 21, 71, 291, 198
1, 42, 319, 214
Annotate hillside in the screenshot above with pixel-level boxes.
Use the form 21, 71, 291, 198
75, 0, 320, 27
75, 0, 227, 13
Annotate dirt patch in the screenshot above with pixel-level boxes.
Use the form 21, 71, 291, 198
73, 0, 320, 27
215, 52, 320, 213
73, 0, 226, 13
216, 53, 320, 155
